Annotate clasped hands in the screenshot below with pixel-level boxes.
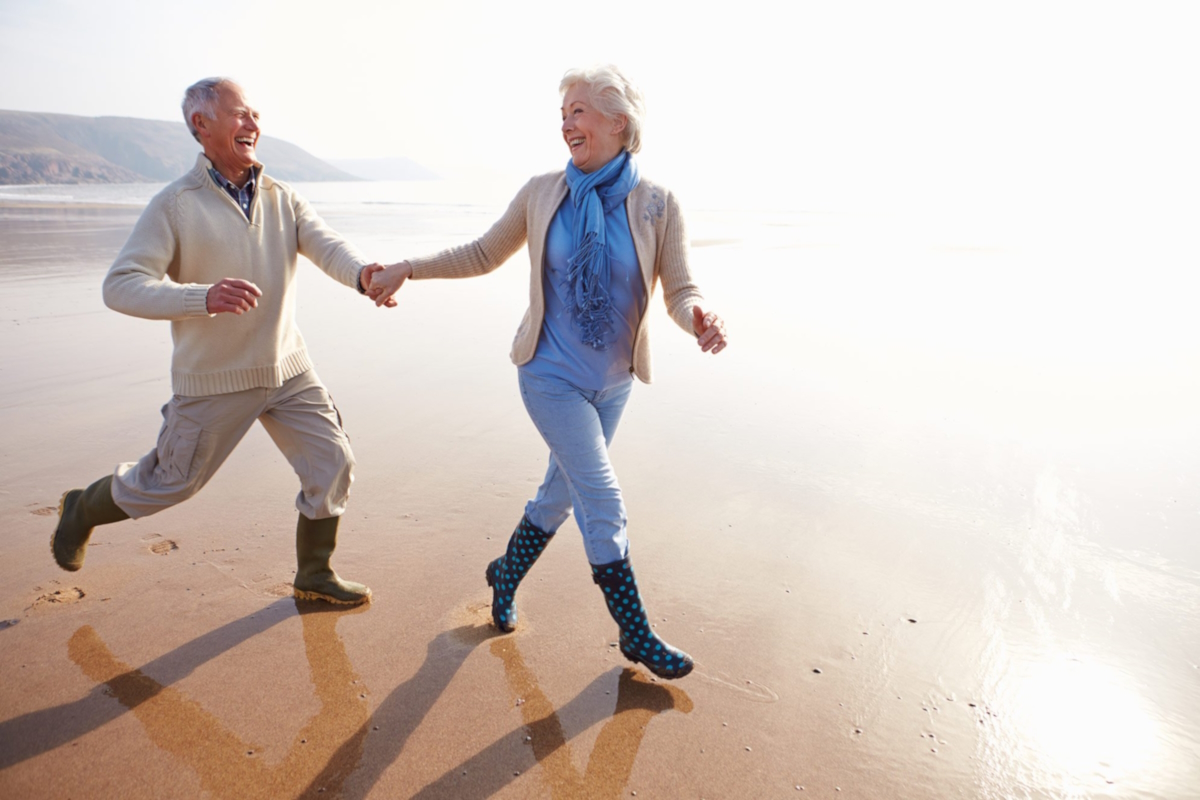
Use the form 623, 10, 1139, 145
361, 261, 411, 307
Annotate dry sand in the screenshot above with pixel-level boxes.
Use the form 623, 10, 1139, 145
1, 201, 1198, 799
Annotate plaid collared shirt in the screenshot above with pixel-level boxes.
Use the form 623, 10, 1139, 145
208, 166, 257, 221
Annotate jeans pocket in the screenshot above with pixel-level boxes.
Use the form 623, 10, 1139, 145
153, 404, 204, 487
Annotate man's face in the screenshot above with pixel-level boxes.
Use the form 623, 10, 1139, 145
196, 83, 260, 179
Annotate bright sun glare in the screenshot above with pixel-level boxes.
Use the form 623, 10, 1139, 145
1006, 657, 1159, 789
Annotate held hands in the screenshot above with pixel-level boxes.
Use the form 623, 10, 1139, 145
358, 263, 398, 308
364, 261, 413, 307
692, 306, 728, 354
206, 278, 262, 315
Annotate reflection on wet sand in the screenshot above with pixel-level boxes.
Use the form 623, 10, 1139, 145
66, 600, 369, 800
307, 623, 494, 799
491, 637, 694, 799
410, 635, 691, 799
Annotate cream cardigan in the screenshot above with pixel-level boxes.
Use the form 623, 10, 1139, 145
408, 171, 704, 384
103, 154, 368, 396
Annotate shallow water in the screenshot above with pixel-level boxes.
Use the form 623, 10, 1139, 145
1, 188, 1198, 798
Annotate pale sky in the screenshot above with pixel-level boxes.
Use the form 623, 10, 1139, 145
1, 0, 1198, 218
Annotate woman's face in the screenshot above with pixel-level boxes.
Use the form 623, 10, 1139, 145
561, 83, 626, 173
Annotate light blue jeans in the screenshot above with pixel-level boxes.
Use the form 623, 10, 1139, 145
518, 370, 634, 565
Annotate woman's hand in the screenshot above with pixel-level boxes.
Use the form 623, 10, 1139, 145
364, 261, 413, 307
692, 306, 728, 354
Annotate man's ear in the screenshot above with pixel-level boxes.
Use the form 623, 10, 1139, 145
192, 112, 209, 140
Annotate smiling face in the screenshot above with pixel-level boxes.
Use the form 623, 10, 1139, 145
561, 83, 626, 173
194, 82, 260, 184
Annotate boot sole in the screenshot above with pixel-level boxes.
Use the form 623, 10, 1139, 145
51, 490, 83, 572
619, 647, 695, 680
293, 588, 371, 606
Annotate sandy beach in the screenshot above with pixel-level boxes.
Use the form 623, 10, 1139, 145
2, 192, 1199, 799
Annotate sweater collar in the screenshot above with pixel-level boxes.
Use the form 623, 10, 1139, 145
192, 153, 272, 190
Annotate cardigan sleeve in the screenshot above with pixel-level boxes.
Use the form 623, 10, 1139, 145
408, 179, 532, 280
293, 192, 369, 290
657, 190, 705, 335
102, 192, 212, 320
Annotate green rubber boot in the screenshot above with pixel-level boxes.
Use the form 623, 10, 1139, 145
293, 514, 371, 606
52, 475, 130, 571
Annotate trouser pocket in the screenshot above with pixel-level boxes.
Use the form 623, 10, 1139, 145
152, 401, 206, 487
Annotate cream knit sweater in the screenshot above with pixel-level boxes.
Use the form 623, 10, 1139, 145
408, 171, 704, 384
104, 154, 369, 396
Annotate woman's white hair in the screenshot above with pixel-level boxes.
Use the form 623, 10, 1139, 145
181, 77, 235, 143
559, 65, 646, 154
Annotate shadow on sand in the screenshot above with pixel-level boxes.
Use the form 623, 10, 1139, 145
404, 636, 692, 799
0, 598, 297, 772
3, 601, 692, 799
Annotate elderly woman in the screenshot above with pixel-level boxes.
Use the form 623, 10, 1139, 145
365, 65, 727, 680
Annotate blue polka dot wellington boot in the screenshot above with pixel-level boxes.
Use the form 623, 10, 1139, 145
485, 515, 556, 632
591, 558, 694, 679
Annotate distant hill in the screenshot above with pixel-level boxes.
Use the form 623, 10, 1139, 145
0, 110, 362, 184
328, 157, 440, 181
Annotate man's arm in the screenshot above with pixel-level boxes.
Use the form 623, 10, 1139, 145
293, 193, 370, 290
102, 195, 213, 320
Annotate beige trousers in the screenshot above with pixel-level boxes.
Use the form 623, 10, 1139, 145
112, 370, 354, 520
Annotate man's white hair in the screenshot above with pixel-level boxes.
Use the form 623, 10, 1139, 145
559, 65, 646, 154
181, 77, 236, 143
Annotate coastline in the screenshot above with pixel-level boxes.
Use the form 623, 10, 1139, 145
0, 200, 146, 210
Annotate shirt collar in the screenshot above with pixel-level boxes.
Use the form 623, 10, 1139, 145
209, 165, 257, 192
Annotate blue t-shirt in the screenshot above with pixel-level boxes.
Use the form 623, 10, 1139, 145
522, 197, 646, 391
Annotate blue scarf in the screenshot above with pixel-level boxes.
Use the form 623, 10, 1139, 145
563, 150, 640, 350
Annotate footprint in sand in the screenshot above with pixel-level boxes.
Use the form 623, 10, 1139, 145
149, 539, 178, 555
29, 506, 56, 517
263, 582, 294, 598
33, 587, 85, 608
447, 601, 498, 630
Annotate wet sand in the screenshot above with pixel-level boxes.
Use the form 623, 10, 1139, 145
2, 200, 1199, 799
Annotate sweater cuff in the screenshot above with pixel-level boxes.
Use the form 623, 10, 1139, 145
184, 285, 213, 317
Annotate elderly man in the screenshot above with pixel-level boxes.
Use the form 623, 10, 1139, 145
51, 77, 391, 605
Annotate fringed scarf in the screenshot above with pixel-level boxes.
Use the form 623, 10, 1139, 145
563, 150, 640, 350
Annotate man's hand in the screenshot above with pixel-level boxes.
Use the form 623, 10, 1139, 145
366, 261, 413, 307
692, 306, 728, 354
206, 278, 262, 315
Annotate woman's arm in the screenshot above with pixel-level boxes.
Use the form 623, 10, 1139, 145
658, 192, 728, 354
365, 178, 535, 306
